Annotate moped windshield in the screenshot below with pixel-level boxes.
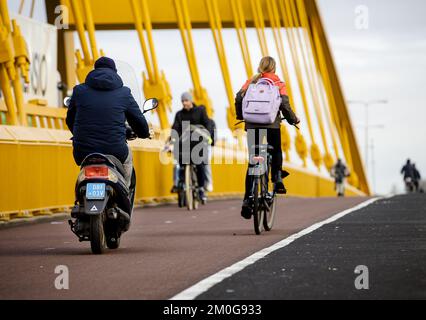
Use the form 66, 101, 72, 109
116, 60, 142, 109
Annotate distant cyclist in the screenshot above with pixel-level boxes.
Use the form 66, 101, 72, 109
413, 163, 422, 192
401, 159, 415, 192
169, 92, 213, 203
331, 159, 350, 197
235, 56, 299, 219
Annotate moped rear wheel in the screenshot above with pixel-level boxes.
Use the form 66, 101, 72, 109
106, 232, 121, 250
90, 214, 107, 254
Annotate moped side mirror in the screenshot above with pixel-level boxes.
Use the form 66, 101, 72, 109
142, 98, 159, 114
63, 97, 71, 108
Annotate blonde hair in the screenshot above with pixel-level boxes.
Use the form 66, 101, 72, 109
252, 56, 276, 83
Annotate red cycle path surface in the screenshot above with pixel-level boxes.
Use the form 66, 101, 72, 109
0, 197, 366, 300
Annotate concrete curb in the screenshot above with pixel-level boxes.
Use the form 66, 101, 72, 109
0, 213, 70, 230
0, 195, 244, 230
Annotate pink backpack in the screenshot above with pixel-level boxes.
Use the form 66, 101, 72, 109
242, 78, 281, 125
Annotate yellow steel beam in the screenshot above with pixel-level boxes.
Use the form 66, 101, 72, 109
68, 0, 91, 65
130, 0, 154, 80
286, 0, 323, 170
130, 0, 172, 129
205, 1, 233, 126
228, 0, 252, 142
264, 0, 293, 161
140, 0, 161, 82
297, 0, 340, 162
61, 0, 300, 30
0, 0, 31, 126
298, 0, 341, 164
0, 0, 18, 126
0, 65, 18, 125
11, 20, 29, 126
0, 0, 11, 32
230, 0, 253, 78
64, 0, 95, 83
293, 0, 333, 170
81, 0, 100, 61
204, 0, 243, 145
205, 0, 233, 107
261, 0, 307, 165
306, 0, 368, 193
250, 0, 268, 57
279, 0, 320, 168
174, 0, 213, 117
45, 1, 77, 92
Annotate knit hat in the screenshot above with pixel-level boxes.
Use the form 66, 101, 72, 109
94, 57, 117, 72
181, 91, 193, 102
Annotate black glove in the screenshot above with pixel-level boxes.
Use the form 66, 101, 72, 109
126, 125, 137, 140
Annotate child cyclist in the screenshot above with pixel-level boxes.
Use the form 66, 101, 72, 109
235, 56, 300, 219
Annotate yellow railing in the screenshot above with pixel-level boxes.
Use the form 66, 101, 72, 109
0, 126, 364, 221
0, 101, 67, 129
25, 104, 67, 129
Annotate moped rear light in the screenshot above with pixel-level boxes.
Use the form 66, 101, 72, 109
84, 166, 109, 178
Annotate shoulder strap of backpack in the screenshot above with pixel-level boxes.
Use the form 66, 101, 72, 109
258, 78, 275, 86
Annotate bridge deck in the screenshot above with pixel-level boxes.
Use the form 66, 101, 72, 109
0, 197, 365, 300
198, 194, 426, 300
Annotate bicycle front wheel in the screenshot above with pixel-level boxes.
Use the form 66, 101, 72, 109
192, 166, 199, 210
253, 179, 264, 235
185, 165, 194, 211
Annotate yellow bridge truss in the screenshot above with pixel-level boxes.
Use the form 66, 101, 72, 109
0, 0, 368, 220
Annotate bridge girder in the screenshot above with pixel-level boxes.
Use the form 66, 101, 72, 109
0, 0, 370, 196
59, 0, 302, 30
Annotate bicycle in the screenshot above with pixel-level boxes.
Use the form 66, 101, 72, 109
247, 144, 286, 235
177, 163, 202, 211
167, 125, 210, 211
236, 120, 295, 235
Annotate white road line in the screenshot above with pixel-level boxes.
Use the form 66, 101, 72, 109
170, 197, 382, 300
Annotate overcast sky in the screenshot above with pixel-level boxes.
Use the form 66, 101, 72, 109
7, 0, 426, 194
318, 0, 426, 194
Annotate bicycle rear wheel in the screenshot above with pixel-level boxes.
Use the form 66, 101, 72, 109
253, 179, 264, 235
263, 156, 276, 231
263, 192, 277, 231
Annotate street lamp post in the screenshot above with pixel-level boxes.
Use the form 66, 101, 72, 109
347, 100, 388, 172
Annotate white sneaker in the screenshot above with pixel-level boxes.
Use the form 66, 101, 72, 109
206, 183, 213, 192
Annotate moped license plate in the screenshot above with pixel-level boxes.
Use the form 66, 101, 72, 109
86, 183, 106, 200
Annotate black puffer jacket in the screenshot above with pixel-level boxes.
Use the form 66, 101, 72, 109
66, 68, 150, 165
171, 103, 211, 137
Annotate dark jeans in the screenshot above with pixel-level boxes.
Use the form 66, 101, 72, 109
244, 128, 282, 200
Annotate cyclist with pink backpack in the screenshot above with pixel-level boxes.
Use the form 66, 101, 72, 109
235, 56, 300, 219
